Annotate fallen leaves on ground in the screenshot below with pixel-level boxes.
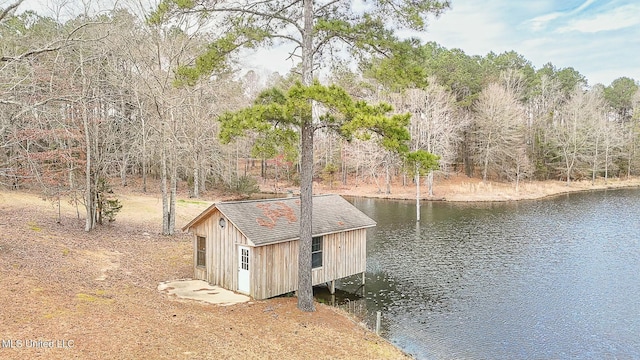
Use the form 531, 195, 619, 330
0, 190, 408, 360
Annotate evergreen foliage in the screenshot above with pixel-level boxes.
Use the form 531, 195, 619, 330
219, 80, 412, 155
96, 177, 122, 224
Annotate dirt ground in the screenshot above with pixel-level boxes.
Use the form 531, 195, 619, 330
0, 190, 408, 360
2, 174, 638, 359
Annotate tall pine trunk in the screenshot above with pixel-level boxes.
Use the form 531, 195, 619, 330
297, 0, 315, 312
81, 54, 96, 232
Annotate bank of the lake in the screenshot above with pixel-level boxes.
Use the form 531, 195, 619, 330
260, 174, 640, 202
4, 176, 640, 360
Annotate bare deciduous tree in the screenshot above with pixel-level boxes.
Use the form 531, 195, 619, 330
552, 86, 604, 184
391, 79, 464, 195
472, 82, 527, 184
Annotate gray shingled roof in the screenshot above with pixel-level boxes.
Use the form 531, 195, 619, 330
215, 194, 375, 246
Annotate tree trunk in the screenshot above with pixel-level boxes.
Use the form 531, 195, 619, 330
463, 129, 473, 177
83, 106, 95, 232
482, 139, 490, 183
515, 163, 520, 194
565, 150, 575, 185
81, 55, 95, 232
142, 114, 148, 193
160, 106, 178, 236
297, 0, 315, 313
415, 165, 420, 222
341, 144, 347, 186
169, 161, 177, 235
627, 137, 634, 179
161, 140, 170, 235
592, 137, 599, 185
385, 160, 391, 195
604, 144, 610, 184
193, 150, 200, 198
274, 162, 279, 193
120, 156, 128, 187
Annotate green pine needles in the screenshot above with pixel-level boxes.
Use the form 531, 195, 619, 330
219, 80, 414, 157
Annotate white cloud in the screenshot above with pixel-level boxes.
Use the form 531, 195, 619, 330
527, 12, 563, 32
557, 4, 640, 33
422, 1, 511, 54
423, 0, 640, 85
525, 0, 599, 32
574, 0, 599, 13
15, 0, 640, 86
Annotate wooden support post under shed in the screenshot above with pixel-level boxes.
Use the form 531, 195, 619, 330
329, 280, 335, 295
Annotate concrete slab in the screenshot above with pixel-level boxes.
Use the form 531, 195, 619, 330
158, 279, 250, 306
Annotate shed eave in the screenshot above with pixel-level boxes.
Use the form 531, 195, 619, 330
181, 203, 218, 232
182, 206, 256, 246
249, 223, 376, 247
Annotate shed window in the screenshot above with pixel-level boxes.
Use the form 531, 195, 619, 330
197, 236, 206, 267
312, 236, 323, 269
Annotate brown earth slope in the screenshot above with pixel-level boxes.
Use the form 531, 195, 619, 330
0, 190, 408, 360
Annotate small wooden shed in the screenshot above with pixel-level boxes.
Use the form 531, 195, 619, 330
181, 194, 375, 300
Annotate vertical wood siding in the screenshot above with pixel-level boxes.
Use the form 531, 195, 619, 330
251, 228, 367, 300
191, 214, 368, 300
252, 240, 298, 299
191, 210, 249, 293
311, 229, 367, 287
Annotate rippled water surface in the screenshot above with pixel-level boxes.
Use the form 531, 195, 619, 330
343, 188, 640, 359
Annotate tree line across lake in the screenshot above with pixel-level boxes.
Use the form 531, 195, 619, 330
2, 2, 639, 229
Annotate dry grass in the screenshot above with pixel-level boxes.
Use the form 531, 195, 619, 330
3, 174, 637, 359
267, 173, 640, 202
0, 190, 409, 360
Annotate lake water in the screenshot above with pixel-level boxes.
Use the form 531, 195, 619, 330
340, 188, 640, 359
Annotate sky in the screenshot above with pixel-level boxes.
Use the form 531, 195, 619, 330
11, 0, 640, 87
243, 0, 640, 87
408, 0, 640, 86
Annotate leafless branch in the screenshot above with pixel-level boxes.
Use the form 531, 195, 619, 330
1, 20, 109, 62
314, 0, 342, 15
0, 0, 24, 24
4, 95, 76, 121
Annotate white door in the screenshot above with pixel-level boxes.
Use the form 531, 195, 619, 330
238, 246, 250, 294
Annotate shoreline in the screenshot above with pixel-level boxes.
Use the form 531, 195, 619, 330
3, 178, 639, 359
258, 175, 640, 203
